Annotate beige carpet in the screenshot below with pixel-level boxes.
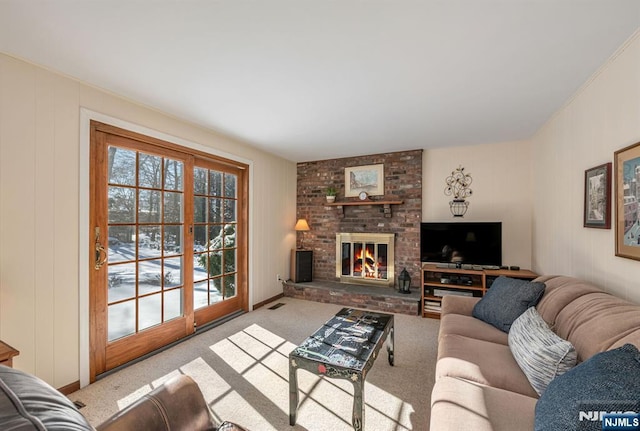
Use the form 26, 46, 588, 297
70, 298, 440, 430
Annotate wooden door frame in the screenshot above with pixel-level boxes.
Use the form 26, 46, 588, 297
87, 119, 250, 383
80, 110, 255, 388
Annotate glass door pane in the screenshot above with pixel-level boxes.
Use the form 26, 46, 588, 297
193, 167, 238, 310
106, 146, 185, 341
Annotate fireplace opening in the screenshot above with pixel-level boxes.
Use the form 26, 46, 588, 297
336, 233, 395, 287
341, 243, 388, 279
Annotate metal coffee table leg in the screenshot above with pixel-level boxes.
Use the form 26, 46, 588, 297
352, 377, 364, 431
289, 361, 298, 425
387, 324, 395, 366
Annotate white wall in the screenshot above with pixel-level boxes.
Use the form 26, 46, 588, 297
423, 140, 533, 269
532, 30, 640, 302
0, 53, 297, 388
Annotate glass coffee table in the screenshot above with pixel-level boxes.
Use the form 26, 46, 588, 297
289, 308, 394, 431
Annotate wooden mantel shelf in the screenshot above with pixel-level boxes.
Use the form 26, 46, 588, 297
325, 200, 403, 206
325, 200, 403, 218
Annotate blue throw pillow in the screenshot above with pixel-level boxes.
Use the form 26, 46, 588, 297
535, 344, 640, 431
471, 276, 545, 332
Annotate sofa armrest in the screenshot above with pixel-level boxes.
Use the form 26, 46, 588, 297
0, 365, 94, 431
97, 374, 216, 431
441, 295, 480, 317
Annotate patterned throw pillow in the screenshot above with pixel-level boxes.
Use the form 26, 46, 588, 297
535, 344, 640, 431
472, 276, 545, 332
508, 307, 577, 396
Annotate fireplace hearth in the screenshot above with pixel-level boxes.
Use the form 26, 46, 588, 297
336, 233, 395, 287
283, 279, 420, 315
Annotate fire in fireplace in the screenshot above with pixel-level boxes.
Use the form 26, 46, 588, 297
336, 233, 395, 287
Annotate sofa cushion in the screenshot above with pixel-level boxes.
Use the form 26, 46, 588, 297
0, 366, 93, 431
440, 295, 481, 317
534, 276, 603, 327
431, 376, 537, 431
535, 344, 640, 431
439, 313, 508, 345
552, 292, 640, 362
607, 330, 640, 351
472, 276, 545, 332
436, 334, 538, 398
0, 378, 45, 430
532, 276, 640, 362
508, 307, 577, 396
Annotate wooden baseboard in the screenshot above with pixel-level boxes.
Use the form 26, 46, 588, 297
58, 380, 80, 395
253, 293, 284, 310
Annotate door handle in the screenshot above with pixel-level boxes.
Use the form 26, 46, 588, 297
95, 243, 107, 270
94, 227, 107, 270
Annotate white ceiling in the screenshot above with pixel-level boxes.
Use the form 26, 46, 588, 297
0, 1, 638, 162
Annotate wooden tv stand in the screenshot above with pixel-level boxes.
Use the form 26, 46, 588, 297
421, 264, 538, 319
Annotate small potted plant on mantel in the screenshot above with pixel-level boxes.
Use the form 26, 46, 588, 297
326, 187, 337, 203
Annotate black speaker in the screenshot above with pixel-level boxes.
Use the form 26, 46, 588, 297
291, 250, 313, 282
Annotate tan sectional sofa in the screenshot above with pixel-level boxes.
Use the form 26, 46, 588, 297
430, 275, 640, 430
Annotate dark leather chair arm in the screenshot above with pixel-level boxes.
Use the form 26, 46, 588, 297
0, 366, 246, 431
97, 374, 219, 431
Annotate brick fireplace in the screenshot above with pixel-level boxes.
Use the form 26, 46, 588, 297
285, 149, 422, 314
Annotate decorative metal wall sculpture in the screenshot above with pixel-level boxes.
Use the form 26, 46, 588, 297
444, 166, 473, 217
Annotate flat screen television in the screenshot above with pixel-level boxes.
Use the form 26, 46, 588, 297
420, 222, 502, 266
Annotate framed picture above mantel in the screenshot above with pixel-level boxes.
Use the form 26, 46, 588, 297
345, 163, 384, 197
614, 141, 640, 260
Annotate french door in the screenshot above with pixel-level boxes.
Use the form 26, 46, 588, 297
192, 158, 245, 326
89, 122, 248, 381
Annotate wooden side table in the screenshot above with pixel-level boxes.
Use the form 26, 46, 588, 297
0, 341, 19, 367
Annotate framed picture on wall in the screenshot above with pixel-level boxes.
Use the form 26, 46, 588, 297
584, 162, 611, 229
344, 164, 384, 197
614, 141, 640, 260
